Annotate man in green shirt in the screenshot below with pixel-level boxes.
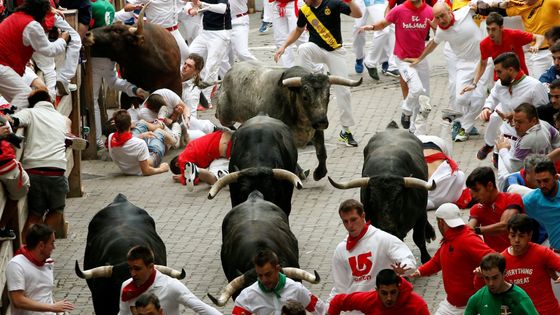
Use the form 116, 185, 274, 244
465, 253, 538, 315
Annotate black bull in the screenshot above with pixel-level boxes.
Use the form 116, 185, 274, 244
215, 61, 362, 181
208, 191, 320, 306
329, 127, 437, 263
75, 194, 185, 315
207, 115, 302, 216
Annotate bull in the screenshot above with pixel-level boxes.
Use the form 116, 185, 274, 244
208, 115, 302, 216
74, 194, 185, 315
207, 191, 320, 306
328, 123, 436, 263
83, 4, 182, 97
215, 61, 362, 181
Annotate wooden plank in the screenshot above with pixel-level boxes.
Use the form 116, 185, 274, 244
82, 47, 97, 160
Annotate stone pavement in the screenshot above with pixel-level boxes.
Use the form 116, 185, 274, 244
52, 13, 494, 314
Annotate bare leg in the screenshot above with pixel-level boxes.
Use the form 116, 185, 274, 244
198, 169, 218, 185
44, 209, 66, 239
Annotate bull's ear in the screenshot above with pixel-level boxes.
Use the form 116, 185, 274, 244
129, 34, 144, 46
114, 20, 123, 25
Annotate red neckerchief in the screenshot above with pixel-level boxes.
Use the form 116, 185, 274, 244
404, 0, 427, 12
439, 12, 455, 30
520, 168, 527, 183
121, 268, 157, 302
508, 71, 526, 95
425, 152, 458, 173
15, 246, 50, 267
346, 222, 370, 251
110, 131, 133, 148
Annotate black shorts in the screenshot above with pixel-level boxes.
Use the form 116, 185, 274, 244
27, 174, 69, 217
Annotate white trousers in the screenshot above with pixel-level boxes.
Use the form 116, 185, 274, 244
189, 29, 231, 103
435, 299, 465, 315
397, 58, 430, 134
484, 108, 516, 147
0, 65, 32, 109
526, 49, 552, 80
353, 2, 396, 69
221, 15, 258, 76
91, 57, 136, 142
185, 116, 215, 140
263, 0, 273, 23
170, 29, 190, 65
297, 42, 355, 127
272, 1, 307, 67
178, 9, 202, 45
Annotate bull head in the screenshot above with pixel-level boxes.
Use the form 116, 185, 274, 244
327, 176, 436, 190
208, 168, 302, 199
207, 268, 320, 307
75, 260, 186, 280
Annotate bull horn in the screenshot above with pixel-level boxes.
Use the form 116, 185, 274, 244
272, 169, 303, 190
282, 267, 321, 284
282, 77, 302, 87
403, 177, 437, 190
207, 274, 245, 306
328, 176, 369, 189
208, 171, 241, 199
155, 265, 186, 279
75, 260, 113, 279
328, 76, 363, 87
136, 1, 151, 35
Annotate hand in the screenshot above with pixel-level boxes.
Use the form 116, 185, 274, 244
51, 299, 74, 312
477, 108, 492, 121
173, 104, 185, 115
141, 131, 155, 139
160, 162, 170, 172
391, 262, 411, 276
409, 269, 421, 278
358, 25, 373, 33
172, 174, 182, 182
528, 45, 539, 53
274, 47, 285, 63
60, 31, 70, 43
460, 83, 476, 95
473, 266, 482, 277
495, 136, 511, 151
192, 0, 201, 7
52, 8, 65, 18
135, 88, 149, 99
188, 7, 199, 16
496, 109, 513, 124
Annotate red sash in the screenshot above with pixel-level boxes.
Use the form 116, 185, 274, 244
121, 268, 156, 302
110, 132, 133, 148
346, 223, 369, 251
425, 152, 458, 173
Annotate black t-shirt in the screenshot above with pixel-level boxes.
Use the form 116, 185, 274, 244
202, 0, 232, 31
537, 103, 559, 126
297, 0, 351, 51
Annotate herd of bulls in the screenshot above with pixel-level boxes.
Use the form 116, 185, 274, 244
77, 15, 439, 314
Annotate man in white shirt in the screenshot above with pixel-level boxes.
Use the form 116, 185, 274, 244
108, 109, 170, 176
233, 250, 327, 315
135, 293, 164, 315
119, 246, 221, 315
6, 224, 74, 315
328, 199, 417, 312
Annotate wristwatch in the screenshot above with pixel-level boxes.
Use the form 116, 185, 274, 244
474, 227, 482, 235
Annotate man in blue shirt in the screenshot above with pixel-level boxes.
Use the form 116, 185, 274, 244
540, 42, 560, 85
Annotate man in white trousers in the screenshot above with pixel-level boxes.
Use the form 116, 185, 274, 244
259, 0, 274, 33
220, 0, 258, 76
275, 0, 362, 147
271, 0, 309, 67
408, 3, 485, 142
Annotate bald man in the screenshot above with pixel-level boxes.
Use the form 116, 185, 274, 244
407, 3, 484, 142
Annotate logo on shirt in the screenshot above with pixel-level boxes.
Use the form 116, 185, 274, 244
348, 252, 373, 281
324, 7, 331, 15
402, 16, 428, 29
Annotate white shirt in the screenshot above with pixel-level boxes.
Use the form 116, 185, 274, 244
182, 79, 200, 119
484, 75, 549, 112
433, 6, 480, 62
234, 278, 326, 315
23, 21, 67, 57
130, 0, 180, 28
228, 0, 248, 17
328, 225, 417, 307
118, 270, 221, 315
427, 162, 466, 210
6, 255, 55, 315
108, 134, 150, 176
139, 88, 183, 122
13, 101, 68, 170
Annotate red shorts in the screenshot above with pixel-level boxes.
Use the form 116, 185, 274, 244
178, 131, 231, 184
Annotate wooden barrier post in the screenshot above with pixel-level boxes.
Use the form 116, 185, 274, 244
82, 46, 98, 160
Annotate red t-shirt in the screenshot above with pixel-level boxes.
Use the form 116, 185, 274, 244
502, 243, 560, 315
469, 192, 523, 252
480, 28, 533, 81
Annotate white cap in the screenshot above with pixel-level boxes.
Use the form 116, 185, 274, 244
435, 203, 464, 228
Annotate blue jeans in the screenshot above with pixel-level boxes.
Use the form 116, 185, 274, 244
132, 122, 166, 166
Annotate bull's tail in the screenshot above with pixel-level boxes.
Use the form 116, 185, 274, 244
386, 121, 399, 129
425, 221, 436, 243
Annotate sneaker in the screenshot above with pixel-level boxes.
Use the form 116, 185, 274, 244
258, 21, 272, 33
419, 95, 431, 114
476, 144, 494, 160
451, 121, 461, 140
454, 128, 468, 142
401, 113, 411, 129
339, 130, 358, 147
0, 227, 16, 241
366, 66, 380, 81
68, 83, 77, 92
96, 139, 106, 150
441, 108, 463, 122
65, 133, 88, 150
170, 122, 182, 149
382, 69, 400, 77
355, 58, 364, 74
468, 126, 480, 136
184, 162, 198, 192
493, 153, 499, 169
381, 61, 389, 73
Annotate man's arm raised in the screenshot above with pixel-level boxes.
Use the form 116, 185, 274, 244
275, 27, 305, 63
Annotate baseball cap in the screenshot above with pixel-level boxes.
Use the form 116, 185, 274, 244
435, 203, 464, 228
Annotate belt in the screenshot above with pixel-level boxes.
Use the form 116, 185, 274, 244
166, 24, 179, 31
539, 46, 549, 51
26, 168, 65, 177
503, 134, 518, 141
235, 12, 248, 18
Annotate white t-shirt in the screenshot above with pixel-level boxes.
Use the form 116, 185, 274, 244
139, 88, 183, 122
118, 270, 221, 315
6, 255, 56, 315
129, 0, 180, 28
108, 134, 150, 176
433, 6, 481, 62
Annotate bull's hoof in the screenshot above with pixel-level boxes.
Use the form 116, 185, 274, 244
313, 167, 327, 181
298, 169, 310, 180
